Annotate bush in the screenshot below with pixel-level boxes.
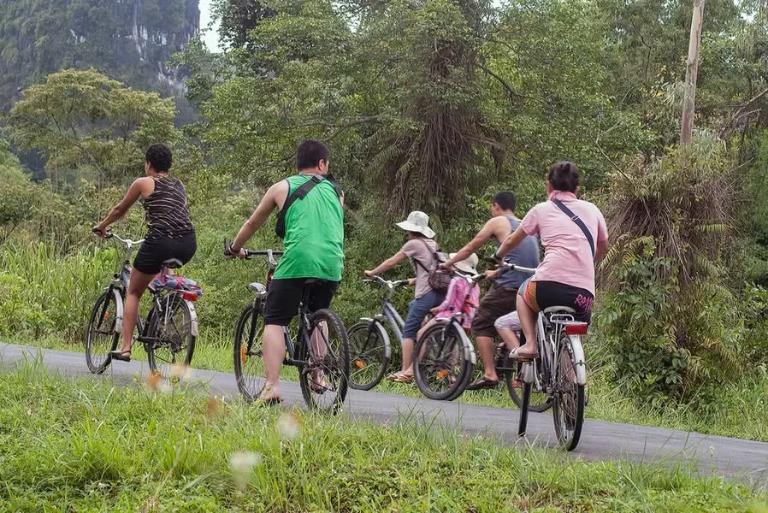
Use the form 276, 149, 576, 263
598, 143, 745, 403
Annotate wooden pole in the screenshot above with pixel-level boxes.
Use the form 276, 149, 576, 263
680, 0, 705, 146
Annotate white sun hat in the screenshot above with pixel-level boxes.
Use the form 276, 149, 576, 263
450, 253, 478, 275
395, 211, 436, 239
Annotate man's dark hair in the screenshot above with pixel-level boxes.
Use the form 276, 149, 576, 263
145, 144, 172, 172
296, 140, 330, 170
548, 161, 579, 193
492, 191, 516, 211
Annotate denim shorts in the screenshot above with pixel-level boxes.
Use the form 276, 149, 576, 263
402, 289, 446, 339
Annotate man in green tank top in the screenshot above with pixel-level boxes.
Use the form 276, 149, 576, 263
228, 140, 344, 403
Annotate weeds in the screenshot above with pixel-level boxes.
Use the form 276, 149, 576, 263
0, 364, 763, 512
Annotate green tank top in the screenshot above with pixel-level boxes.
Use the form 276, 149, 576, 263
274, 175, 344, 281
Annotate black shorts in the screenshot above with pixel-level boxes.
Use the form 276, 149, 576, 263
521, 280, 594, 323
471, 283, 517, 338
133, 232, 197, 275
263, 278, 339, 326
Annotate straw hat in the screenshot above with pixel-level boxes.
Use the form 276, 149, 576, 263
395, 211, 436, 239
450, 253, 478, 275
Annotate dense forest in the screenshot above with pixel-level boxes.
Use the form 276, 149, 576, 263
2, 0, 768, 428
0, 0, 199, 119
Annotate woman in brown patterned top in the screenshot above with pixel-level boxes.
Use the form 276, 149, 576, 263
93, 144, 197, 362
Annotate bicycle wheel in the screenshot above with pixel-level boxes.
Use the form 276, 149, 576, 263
146, 294, 196, 378
299, 309, 350, 414
233, 303, 267, 402
552, 336, 585, 451
348, 320, 389, 390
85, 289, 120, 374
414, 322, 473, 401
505, 357, 551, 412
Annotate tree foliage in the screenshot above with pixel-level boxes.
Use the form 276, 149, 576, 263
7, 69, 178, 187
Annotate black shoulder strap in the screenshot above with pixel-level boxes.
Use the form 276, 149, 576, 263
551, 199, 595, 259
412, 238, 438, 271
283, 175, 323, 210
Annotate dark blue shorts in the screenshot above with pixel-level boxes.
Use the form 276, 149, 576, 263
402, 289, 446, 339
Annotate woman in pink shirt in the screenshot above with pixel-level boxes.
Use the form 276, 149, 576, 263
495, 161, 608, 359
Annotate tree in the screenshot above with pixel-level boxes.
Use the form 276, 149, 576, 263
680, 0, 706, 145
212, 0, 275, 50
0, 141, 40, 245
7, 69, 179, 187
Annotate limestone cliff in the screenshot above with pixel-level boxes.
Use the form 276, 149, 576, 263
0, 0, 200, 110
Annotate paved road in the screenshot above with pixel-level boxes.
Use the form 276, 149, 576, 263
2, 342, 767, 487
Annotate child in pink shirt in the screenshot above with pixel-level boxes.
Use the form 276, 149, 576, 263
417, 253, 480, 338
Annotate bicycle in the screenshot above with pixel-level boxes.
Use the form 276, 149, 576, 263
510, 266, 588, 451
85, 232, 199, 378
414, 264, 551, 412
412, 273, 482, 401
227, 245, 350, 413
347, 276, 410, 390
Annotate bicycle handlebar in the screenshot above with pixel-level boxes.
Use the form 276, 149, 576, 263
499, 262, 537, 274
242, 249, 285, 259
101, 231, 145, 248
363, 276, 410, 289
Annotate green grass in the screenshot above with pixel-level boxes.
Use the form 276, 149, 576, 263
10, 331, 768, 443
1, 363, 765, 513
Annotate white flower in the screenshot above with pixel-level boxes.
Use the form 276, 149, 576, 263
229, 451, 262, 488
276, 412, 301, 441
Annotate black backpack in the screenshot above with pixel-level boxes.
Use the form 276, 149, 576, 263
275, 175, 343, 239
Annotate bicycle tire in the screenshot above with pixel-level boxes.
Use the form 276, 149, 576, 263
146, 294, 196, 377
348, 320, 390, 391
84, 289, 120, 374
298, 308, 350, 414
505, 357, 552, 412
414, 322, 473, 401
233, 303, 267, 402
552, 336, 585, 451
518, 381, 531, 437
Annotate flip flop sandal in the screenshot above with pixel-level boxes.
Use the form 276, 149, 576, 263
392, 373, 414, 384
509, 348, 538, 360
466, 377, 499, 390
109, 350, 132, 362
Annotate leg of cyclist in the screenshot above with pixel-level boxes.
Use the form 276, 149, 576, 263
515, 281, 539, 357
393, 290, 443, 381
261, 325, 287, 400
466, 283, 516, 389
494, 311, 521, 351
116, 269, 155, 358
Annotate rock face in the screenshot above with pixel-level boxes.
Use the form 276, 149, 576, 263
0, 0, 200, 110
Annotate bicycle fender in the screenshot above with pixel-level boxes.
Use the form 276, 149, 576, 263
185, 300, 200, 337
569, 336, 587, 385
360, 318, 391, 359
455, 323, 476, 365
112, 289, 124, 335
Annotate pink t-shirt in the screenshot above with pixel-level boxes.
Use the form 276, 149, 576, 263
519, 191, 607, 295
434, 276, 480, 330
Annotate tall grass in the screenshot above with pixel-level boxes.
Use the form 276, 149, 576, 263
0, 242, 114, 339
0, 364, 763, 513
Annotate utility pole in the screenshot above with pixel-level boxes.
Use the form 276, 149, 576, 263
680, 0, 705, 146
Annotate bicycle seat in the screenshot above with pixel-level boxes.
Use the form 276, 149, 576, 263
248, 282, 267, 296
163, 258, 184, 269
543, 306, 576, 314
